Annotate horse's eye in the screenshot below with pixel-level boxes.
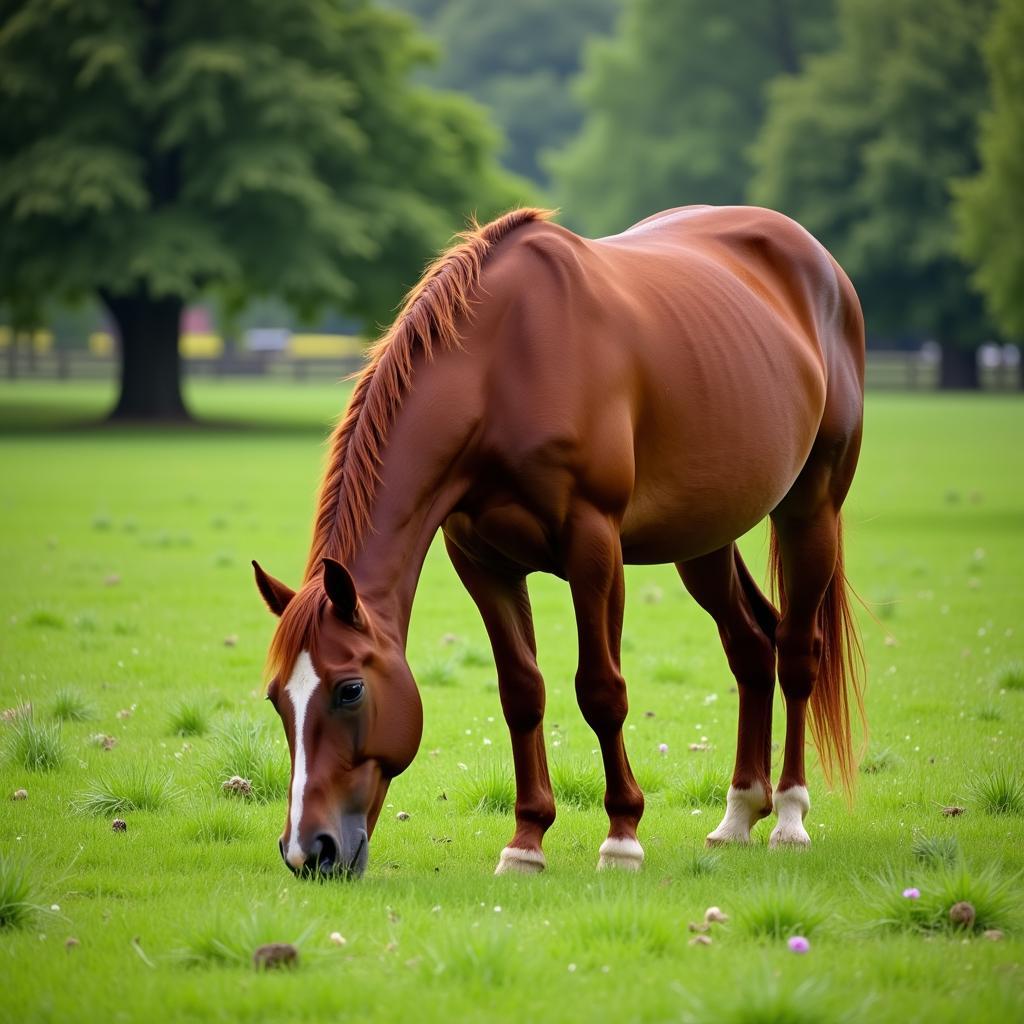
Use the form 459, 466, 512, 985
332, 679, 365, 709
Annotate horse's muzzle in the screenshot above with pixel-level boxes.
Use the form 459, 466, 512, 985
281, 814, 369, 879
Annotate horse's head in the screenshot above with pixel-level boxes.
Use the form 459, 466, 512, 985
253, 557, 423, 879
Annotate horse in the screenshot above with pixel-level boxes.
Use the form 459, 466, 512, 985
253, 205, 866, 879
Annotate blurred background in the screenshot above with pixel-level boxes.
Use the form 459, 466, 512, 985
0, 0, 1021, 420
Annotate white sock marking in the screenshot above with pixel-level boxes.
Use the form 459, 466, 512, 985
494, 846, 547, 875
706, 784, 770, 845
597, 836, 644, 871
769, 785, 811, 848
284, 651, 320, 868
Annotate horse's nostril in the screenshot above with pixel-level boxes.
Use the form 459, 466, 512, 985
278, 837, 286, 862
312, 832, 338, 874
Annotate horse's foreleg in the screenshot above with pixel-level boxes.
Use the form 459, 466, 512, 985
444, 536, 555, 874
768, 505, 841, 848
677, 545, 777, 845
565, 505, 645, 871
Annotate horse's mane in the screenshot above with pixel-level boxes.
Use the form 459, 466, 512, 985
266, 207, 554, 681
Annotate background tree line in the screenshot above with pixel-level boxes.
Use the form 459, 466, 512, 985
1, 0, 1021, 416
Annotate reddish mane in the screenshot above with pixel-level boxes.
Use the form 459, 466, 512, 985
265, 207, 554, 681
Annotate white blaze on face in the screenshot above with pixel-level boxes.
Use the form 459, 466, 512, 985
284, 651, 320, 868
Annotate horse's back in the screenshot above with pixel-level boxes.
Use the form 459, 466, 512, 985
470, 206, 864, 564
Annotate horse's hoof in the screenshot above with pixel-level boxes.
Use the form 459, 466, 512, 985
705, 829, 750, 847
494, 846, 546, 875
596, 836, 644, 871
704, 785, 770, 845
768, 826, 811, 849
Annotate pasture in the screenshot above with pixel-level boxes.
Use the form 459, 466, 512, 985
1, 380, 1022, 1023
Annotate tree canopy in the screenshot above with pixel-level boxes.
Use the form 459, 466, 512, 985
551, 0, 836, 236
751, 0, 995, 382
389, 0, 620, 185
0, 0, 528, 416
955, 0, 1024, 339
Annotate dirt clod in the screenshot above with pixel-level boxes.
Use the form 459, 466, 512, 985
11, 788, 28, 801
222, 775, 253, 797
688, 934, 712, 946
949, 901, 976, 929
253, 943, 299, 970
941, 805, 965, 817
111, 818, 127, 832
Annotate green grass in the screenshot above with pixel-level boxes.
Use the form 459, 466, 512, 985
49, 688, 94, 723
73, 761, 182, 815
0, 854, 36, 929
0, 382, 1022, 1023
3, 711, 65, 771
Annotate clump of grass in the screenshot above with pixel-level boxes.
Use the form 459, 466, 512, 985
458, 645, 492, 669
207, 718, 288, 803
423, 926, 520, 985
417, 658, 459, 688
173, 908, 318, 968
682, 975, 846, 1024
861, 862, 1019, 935
969, 767, 1024, 815
860, 745, 901, 775
911, 833, 960, 868
975, 703, 1003, 722
551, 757, 604, 809
455, 762, 515, 814
50, 688, 94, 723
650, 657, 687, 684
169, 699, 210, 737
187, 802, 257, 845
74, 762, 181, 815
0, 854, 36, 929
681, 847, 720, 877
736, 876, 826, 940
995, 661, 1024, 692
24, 609, 65, 630
634, 761, 667, 794
578, 899, 677, 956
4, 712, 65, 771
669, 765, 729, 808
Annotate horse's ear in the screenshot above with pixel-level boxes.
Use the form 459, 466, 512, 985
252, 560, 295, 617
322, 558, 360, 625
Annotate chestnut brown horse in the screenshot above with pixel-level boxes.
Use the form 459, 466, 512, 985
254, 205, 866, 878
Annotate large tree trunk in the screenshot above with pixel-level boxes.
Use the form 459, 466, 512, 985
939, 342, 979, 390
102, 291, 189, 420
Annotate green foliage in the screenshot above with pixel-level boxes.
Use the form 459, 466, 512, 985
0, 854, 36, 929
187, 802, 257, 845
417, 658, 459, 688
751, 0, 995, 350
395, 0, 620, 184
955, 0, 1024, 338
455, 761, 515, 814
969, 767, 1024, 815
551, 756, 604, 809
860, 745, 901, 775
669, 765, 729, 808
169, 698, 210, 737
207, 718, 289, 803
74, 762, 182, 815
995, 660, 1024, 692
173, 907, 318, 968
736, 876, 827, 940
50, 688, 94, 723
553, 0, 837, 234
911, 833, 960, 868
4, 711, 65, 771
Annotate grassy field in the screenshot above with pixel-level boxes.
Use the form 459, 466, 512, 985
1, 380, 1022, 1023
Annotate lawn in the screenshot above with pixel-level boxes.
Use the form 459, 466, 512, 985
1, 380, 1022, 1023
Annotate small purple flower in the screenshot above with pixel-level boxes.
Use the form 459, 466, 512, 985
657, 743, 669, 755
902, 887, 921, 900
787, 936, 810, 954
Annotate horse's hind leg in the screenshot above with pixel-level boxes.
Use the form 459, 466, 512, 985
444, 536, 556, 875
677, 544, 778, 845
564, 504, 645, 871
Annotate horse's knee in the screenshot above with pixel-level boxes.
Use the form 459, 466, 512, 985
575, 671, 628, 734
776, 621, 822, 702
720, 621, 776, 692
499, 665, 545, 733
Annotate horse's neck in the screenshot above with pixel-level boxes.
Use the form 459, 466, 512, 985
344, 369, 476, 645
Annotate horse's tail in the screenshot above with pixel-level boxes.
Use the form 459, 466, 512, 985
769, 515, 866, 798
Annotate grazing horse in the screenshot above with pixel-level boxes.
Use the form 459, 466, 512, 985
254, 205, 866, 879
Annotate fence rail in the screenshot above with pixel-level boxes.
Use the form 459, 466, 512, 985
1, 347, 1020, 390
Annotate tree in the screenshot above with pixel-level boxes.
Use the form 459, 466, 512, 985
751, 0, 995, 388
550, 0, 836, 236
955, 0, 1024, 341
0, 0, 527, 419
390, 0, 620, 185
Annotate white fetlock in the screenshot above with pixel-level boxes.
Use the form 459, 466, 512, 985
597, 836, 644, 872
706, 785, 770, 846
769, 785, 812, 848
494, 846, 546, 875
